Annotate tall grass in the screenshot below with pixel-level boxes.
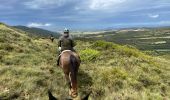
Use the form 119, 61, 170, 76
0, 24, 170, 99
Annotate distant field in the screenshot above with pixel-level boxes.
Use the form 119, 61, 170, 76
76, 28, 170, 56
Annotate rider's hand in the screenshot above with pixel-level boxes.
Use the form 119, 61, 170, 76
58, 47, 61, 51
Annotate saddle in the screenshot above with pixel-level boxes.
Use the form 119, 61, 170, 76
57, 50, 77, 66
59, 50, 72, 57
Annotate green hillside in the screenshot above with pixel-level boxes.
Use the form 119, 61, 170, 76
13, 26, 60, 38
78, 28, 170, 55
0, 23, 170, 100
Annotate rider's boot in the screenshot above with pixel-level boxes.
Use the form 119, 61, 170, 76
57, 56, 61, 66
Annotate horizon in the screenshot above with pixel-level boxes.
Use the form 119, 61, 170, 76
0, 0, 170, 31
11, 24, 170, 32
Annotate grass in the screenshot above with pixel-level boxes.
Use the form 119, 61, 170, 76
80, 48, 100, 62
76, 28, 170, 57
0, 24, 170, 100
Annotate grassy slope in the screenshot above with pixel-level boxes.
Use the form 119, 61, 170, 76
0, 23, 170, 100
78, 29, 170, 55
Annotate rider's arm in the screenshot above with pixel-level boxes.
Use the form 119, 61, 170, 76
71, 39, 76, 47
58, 38, 62, 51
58, 37, 62, 47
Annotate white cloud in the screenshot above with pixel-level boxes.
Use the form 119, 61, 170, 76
74, 0, 170, 15
27, 22, 51, 27
148, 14, 159, 18
75, 0, 143, 13
24, 0, 70, 9
88, 0, 126, 10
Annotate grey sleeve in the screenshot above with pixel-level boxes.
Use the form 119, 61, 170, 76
71, 39, 76, 47
58, 37, 62, 47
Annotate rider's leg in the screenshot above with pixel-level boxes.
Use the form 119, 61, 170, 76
72, 49, 81, 63
57, 50, 61, 66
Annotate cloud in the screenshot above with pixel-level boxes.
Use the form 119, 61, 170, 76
148, 14, 160, 18
88, 0, 126, 10
75, 0, 170, 15
74, 0, 129, 12
0, 0, 21, 10
0, 5, 13, 10
24, 0, 70, 9
27, 22, 51, 27
1, 0, 170, 30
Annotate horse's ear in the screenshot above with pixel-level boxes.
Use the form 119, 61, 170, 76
81, 91, 91, 100
48, 90, 58, 100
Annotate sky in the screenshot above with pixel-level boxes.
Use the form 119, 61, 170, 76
0, 0, 170, 31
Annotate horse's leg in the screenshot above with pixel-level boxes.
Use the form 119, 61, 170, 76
69, 55, 80, 98
65, 73, 75, 97
64, 72, 71, 88
64, 69, 77, 97
69, 68, 78, 98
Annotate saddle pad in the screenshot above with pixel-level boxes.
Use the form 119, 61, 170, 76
59, 50, 72, 56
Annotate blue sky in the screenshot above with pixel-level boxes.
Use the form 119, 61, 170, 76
0, 0, 170, 31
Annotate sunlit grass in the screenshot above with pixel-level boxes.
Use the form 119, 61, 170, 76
0, 24, 170, 99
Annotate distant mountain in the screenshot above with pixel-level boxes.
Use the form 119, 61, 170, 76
13, 26, 61, 38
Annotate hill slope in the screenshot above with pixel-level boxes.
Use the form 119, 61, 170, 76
77, 27, 170, 55
0, 23, 170, 100
13, 25, 60, 38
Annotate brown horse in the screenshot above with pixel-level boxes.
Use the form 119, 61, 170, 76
59, 50, 81, 98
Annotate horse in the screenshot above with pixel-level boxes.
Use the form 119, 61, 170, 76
59, 50, 81, 98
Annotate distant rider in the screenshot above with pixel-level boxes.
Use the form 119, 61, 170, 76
50, 34, 55, 42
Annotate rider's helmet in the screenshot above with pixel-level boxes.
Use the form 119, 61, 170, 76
63, 28, 69, 37
64, 28, 69, 33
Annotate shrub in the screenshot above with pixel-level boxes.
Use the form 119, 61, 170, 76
92, 41, 147, 58
0, 43, 14, 52
80, 49, 100, 62
115, 46, 139, 57
92, 40, 118, 50
0, 36, 7, 42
